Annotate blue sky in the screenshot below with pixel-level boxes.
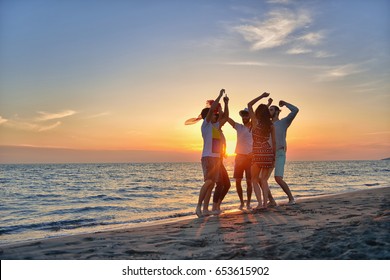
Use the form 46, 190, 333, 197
0, 0, 389, 162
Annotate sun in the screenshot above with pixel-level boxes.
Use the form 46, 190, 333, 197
225, 140, 237, 157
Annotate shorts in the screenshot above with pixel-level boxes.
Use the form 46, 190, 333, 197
274, 149, 286, 177
233, 154, 252, 181
201, 157, 221, 182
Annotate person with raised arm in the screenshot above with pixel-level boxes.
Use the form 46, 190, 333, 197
268, 100, 299, 205
211, 94, 231, 214
227, 107, 253, 210
195, 89, 228, 217
247, 92, 276, 210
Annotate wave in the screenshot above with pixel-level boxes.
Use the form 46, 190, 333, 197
87, 194, 124, 201
364, 183, 380, 187
0, 211, 196, 238
46, 205, 127, 216
0, 218, 98, 235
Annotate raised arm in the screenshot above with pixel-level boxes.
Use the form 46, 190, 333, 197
206, 89, 225, 123
279, 100, 299, 124
267, 98, 273, 108
248, 92, 270, 126
219, 95, 229, 127
227, 117, 236, 128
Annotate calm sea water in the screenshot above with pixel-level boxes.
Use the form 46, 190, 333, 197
0, 160, 389, 245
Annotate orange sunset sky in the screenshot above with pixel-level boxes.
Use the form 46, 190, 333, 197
0, 0, 389, 163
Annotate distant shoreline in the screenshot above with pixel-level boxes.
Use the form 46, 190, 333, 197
1, 158, 389, 165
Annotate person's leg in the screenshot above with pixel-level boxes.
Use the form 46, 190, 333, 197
212, 183, 222, 211
219, 163, 231, 203
244, 155, 253, 209
197, 157, 219, 217
211, 163, 231, 213
203, 186, 214, 215
263, 168, 276, 206
246, 179, 252, 209
234, 155, 245, 209
274, 150, 294, 203
203, 158, 221, 213
196, 179, 214, 217
259, 168, 272, 209
236, 179, 245, 209
212, 166, 224, 211
275, 176, 295, 203
251, 164, 262, 209
267, 190, 277, 206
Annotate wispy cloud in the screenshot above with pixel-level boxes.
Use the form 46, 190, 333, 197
314, 51, 335, 58
224, 61, 269, 66
219, 59, 366, 83
286, 47, 312, 55
36, 110, 76, 121
3, 119, 60, 132
232, 7, 332, 58
267, 0, 291, 4
1, 109, 76, 132
298, 32, 324, 45
316, 64, 365, 82
220, 60, 327, 71
38, 121, 62, 132
234, 9, 312, 50
364, 131, 390, 136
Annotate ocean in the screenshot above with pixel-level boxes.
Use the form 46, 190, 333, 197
0, 160, 389, 245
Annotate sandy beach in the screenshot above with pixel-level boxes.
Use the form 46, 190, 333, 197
1, 187, 389, 260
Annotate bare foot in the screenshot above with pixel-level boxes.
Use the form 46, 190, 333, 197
267, 201, 277, 207
252, 204, 268, 212
196, 207, 202, 218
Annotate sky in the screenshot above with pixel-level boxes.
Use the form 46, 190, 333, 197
0, 0, 389, 163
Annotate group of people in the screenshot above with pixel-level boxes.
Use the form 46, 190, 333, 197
193, 89, 299, 218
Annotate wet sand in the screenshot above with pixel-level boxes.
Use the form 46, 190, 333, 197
1, 187, 389, 260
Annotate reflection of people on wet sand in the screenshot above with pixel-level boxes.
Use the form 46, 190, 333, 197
268, 100, 299, 205
195, 89, 229, 217
227, 108, 253, 209
247, 92, 276, 210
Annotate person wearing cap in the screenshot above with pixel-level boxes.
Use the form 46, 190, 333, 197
195, 89, 229, 217
227, 108, 253, 209
268, 100, 299, 205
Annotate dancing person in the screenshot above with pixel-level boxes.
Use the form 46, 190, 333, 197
268, 100, 299, 204
248, 92, 276, 210
211, 130, 231, 214
195, 89, 228, 217
211, 95, 231, 214
227, 108, 253, 209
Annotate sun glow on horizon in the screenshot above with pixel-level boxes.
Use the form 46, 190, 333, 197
0, 1, 388, 163
225, 140, 237, 157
